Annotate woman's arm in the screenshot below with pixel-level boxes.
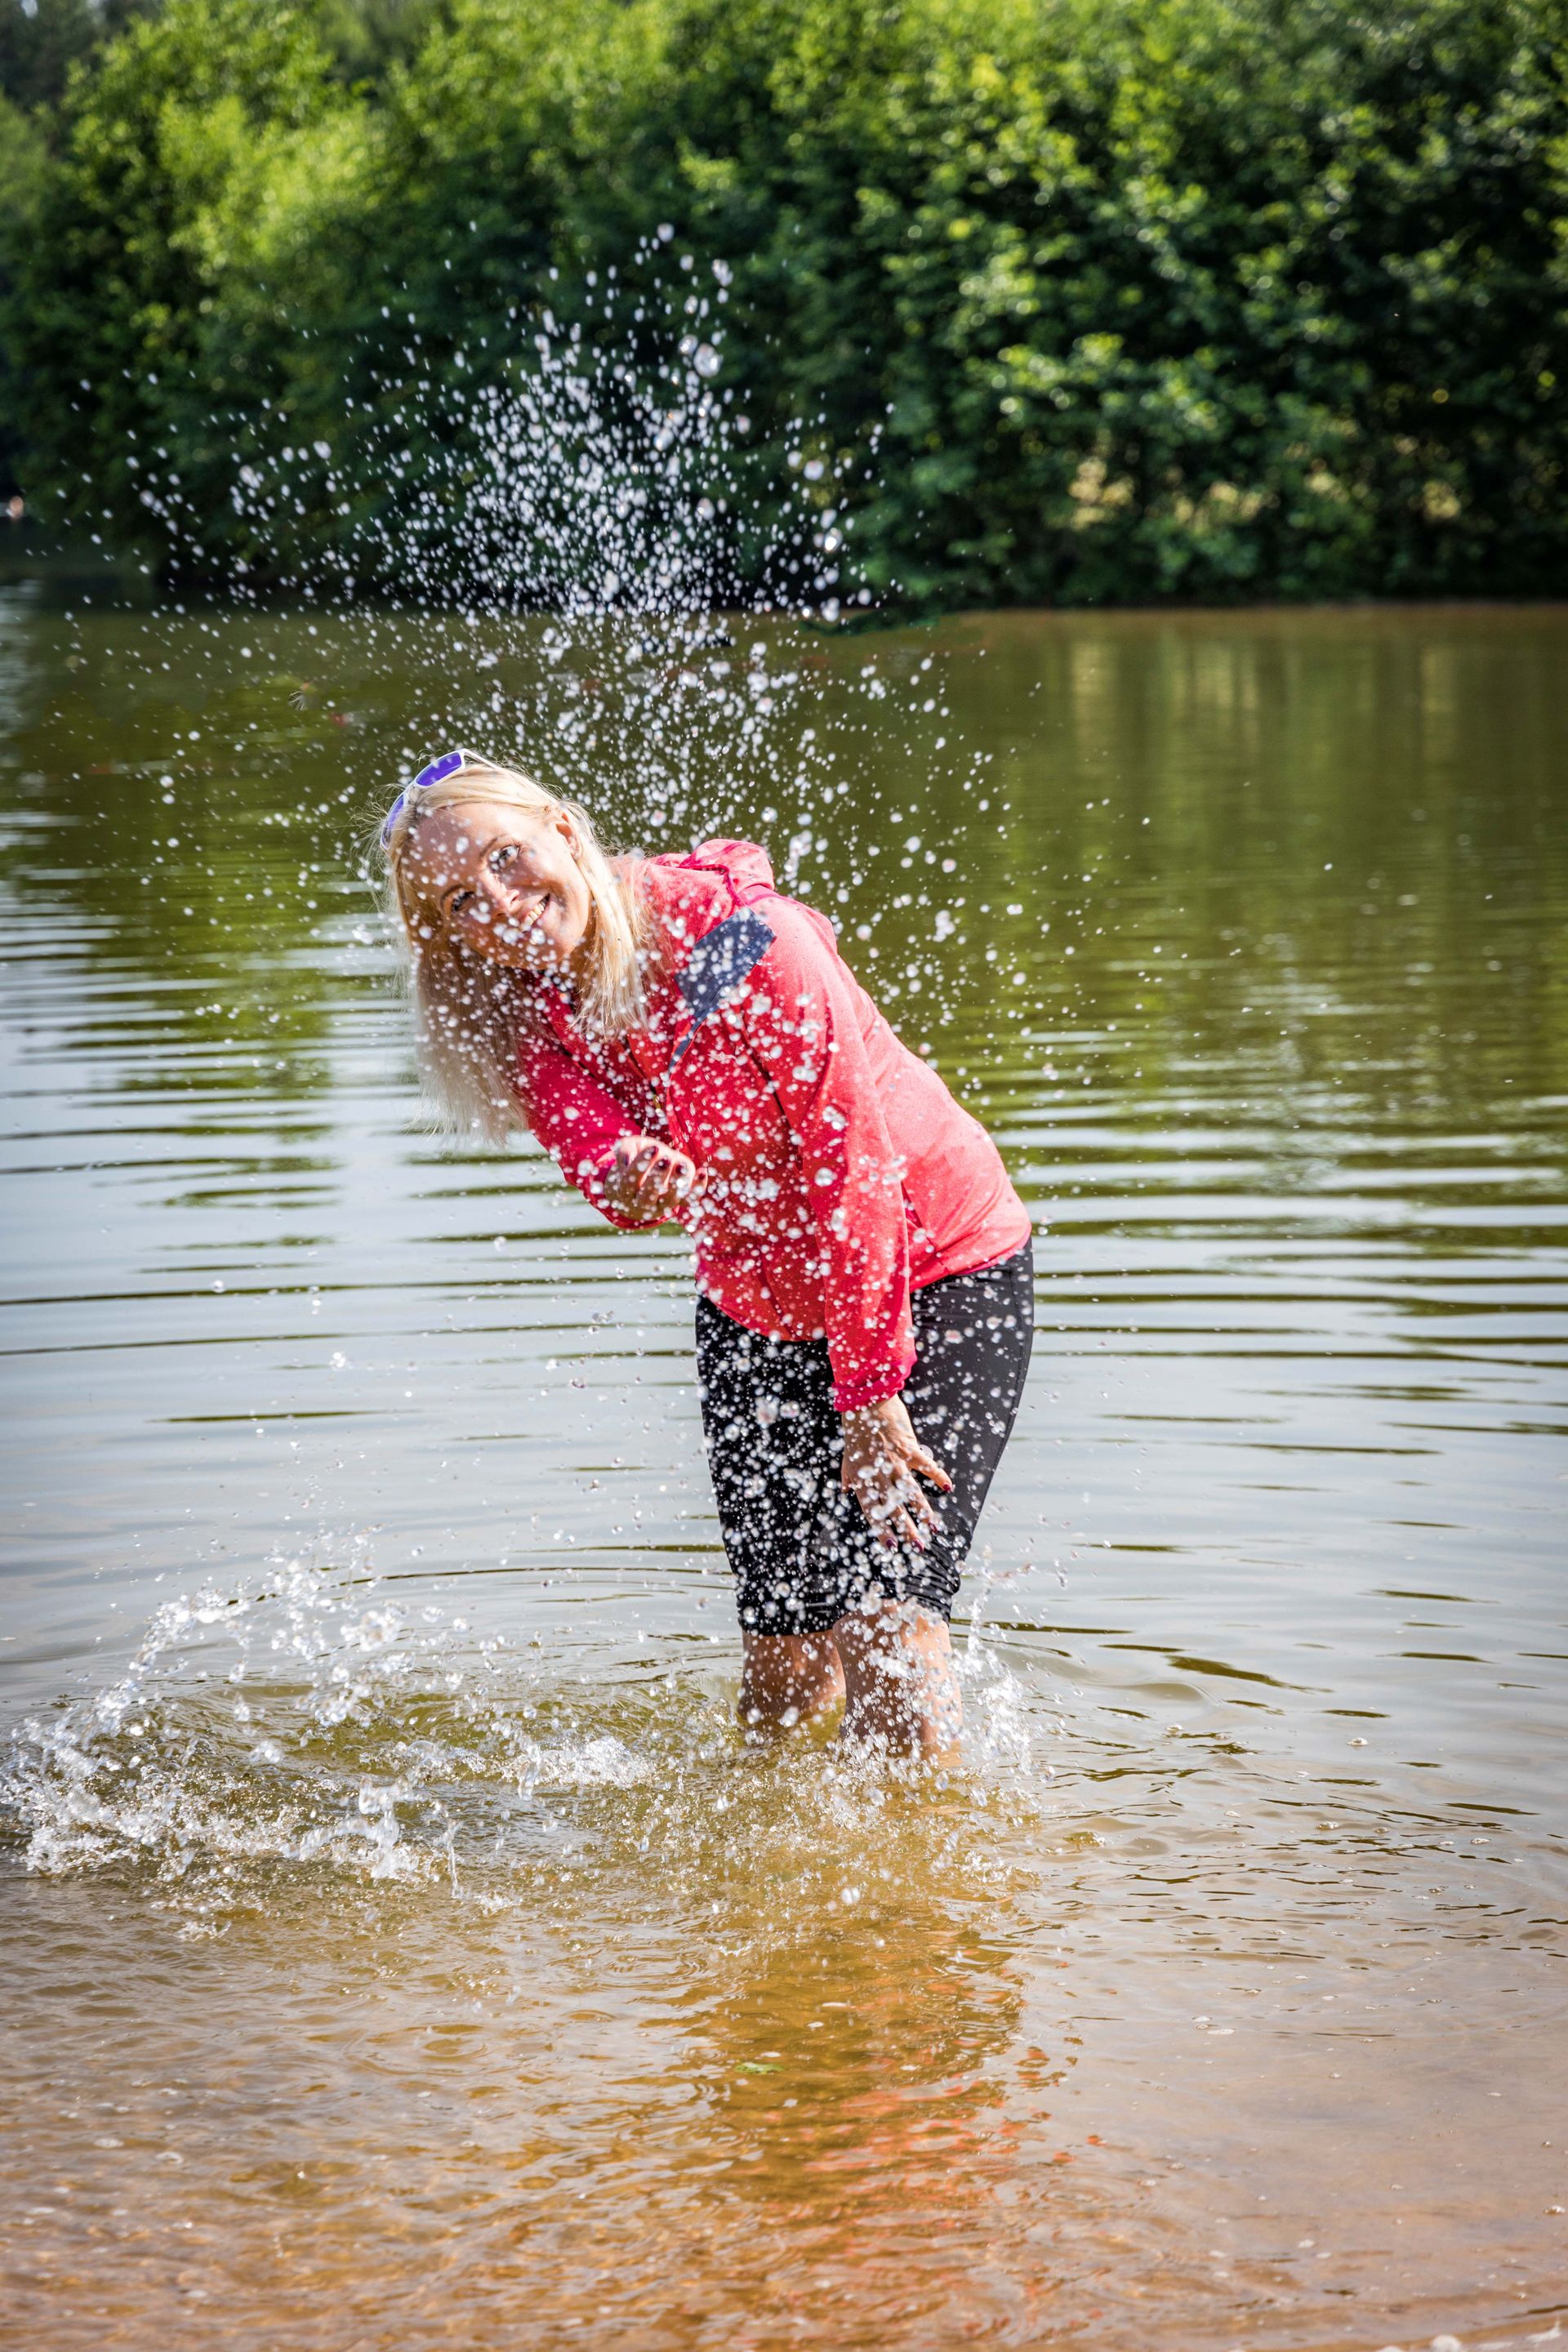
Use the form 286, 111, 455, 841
741, 911, 959, 1541
517, 1026, 693, 1231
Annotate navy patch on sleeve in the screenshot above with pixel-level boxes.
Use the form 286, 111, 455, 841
671, 908, 775, 1068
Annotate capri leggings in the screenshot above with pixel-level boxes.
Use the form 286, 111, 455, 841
696, 1239, 1034, 1637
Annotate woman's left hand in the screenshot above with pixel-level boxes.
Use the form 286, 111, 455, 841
840, 1396, 953, 1549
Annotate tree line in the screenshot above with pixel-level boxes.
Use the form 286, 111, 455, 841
2, 0, 1566, 612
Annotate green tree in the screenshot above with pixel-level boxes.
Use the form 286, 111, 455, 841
4, 0, 344, 555
5, 0, 1567, 608
0, 0, 157, 114
0, 91, 47, 499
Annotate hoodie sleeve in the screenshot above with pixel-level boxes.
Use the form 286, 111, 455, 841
741, 907, 915, 1412
514, 1022, 659, 1233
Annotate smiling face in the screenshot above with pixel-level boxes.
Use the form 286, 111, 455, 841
400, 799, 594, 973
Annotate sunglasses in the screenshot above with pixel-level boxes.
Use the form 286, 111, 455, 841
381, 746, 489, 844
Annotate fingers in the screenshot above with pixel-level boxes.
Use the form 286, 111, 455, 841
880, 1499, 926, 1550
884, 1471, 938, 1531
878, 1494, 932, 1551
911, 1479, 941, 1530
612, 1136, 656, 1187
619, 1143, 655, 1210
901, 1485, 939, 1544
630, 1144, 667, 1209
905, 1442, 953, 1494
840, 1408, 953, 1550
846, 1463, 942, 1550
612, 1138, 694, 1220
647, 1147, 696, 1214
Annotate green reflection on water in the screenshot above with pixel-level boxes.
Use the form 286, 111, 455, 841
3, 598, 1566, 1152
3, 590, 1568, 2348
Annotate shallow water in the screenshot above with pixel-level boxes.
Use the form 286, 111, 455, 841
2, 590, 1566, 2350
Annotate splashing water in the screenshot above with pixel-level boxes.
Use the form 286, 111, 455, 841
220, 277, 858, 622
0, 1544, 661, 1892
3, 248, 1033, 1909
0, 1530, 1040, 1929
144, 246, 864, 675
132, 252, 1003, 902
336, 282, 893, 869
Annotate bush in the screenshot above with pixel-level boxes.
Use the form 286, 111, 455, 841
0, 93, 47, 498
5, 0, 1566, 608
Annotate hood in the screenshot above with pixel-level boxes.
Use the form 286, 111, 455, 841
674, 838, 776, 909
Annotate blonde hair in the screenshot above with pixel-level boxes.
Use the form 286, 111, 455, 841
377, 755, 647, 1144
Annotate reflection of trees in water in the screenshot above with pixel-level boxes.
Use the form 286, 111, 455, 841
4, 595, 1565, 1189
0, 604, 378, 1098
931, 613, 1568, 1250
973, 610, 1567, 1111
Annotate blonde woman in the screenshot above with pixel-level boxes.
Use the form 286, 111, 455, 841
381, 749, 1033, 1757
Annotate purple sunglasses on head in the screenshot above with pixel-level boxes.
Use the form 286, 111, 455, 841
382, 746, 490, 844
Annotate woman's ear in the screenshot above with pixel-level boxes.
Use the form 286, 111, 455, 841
550, 810, 580, 855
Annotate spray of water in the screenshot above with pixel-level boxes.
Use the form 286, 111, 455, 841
4, 251, 1039, 1895
126, 247, 1009, 996
0, 1532, 1042, 1931
140, 240, 863, 621
0, 1541, 656, 1891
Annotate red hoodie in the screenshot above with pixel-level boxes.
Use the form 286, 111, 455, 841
513, 840, 1031, 1410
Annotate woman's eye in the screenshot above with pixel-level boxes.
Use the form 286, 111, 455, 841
448, 890, 475, 915
490, 844, 518, 870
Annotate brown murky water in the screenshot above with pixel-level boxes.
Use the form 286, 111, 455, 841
2, 590, 1565, 2350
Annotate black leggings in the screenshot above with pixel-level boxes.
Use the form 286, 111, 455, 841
696, 1241, 1034, 1637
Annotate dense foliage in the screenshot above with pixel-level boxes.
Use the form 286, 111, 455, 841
3, 0, 1566, 609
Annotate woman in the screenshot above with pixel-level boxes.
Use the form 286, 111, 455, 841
381, 748, 1033, 1756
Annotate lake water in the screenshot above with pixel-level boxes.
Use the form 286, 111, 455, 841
1, 590, 1565, 2350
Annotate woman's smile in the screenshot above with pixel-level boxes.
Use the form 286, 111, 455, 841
402, 801, 595, 972
456, 879, 551, 951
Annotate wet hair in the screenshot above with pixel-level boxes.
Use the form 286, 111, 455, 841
376, 755, 646, 1143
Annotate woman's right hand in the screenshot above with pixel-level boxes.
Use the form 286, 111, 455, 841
840, 1394, 952, 1548
605, 1134, 698, 1225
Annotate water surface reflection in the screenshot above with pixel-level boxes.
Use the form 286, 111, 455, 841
2, 592, 1565, 2346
